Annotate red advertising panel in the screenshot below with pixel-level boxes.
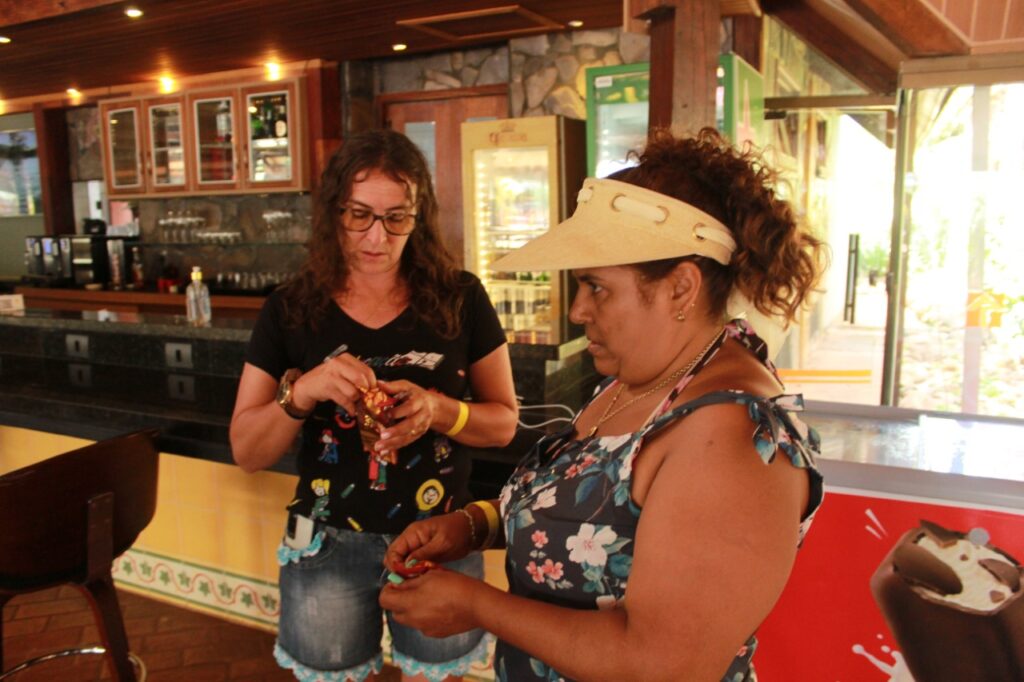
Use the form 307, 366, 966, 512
755, 490, 1024, 680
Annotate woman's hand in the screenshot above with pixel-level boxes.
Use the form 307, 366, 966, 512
292, 353, 376, 416
373, 379, 440, 454
384, 512, 476, 569
380, 569, 483, 638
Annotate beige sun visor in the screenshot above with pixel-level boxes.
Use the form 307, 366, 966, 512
491, 178, 736, 272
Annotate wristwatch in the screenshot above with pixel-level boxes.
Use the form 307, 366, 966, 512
276, 368, 312, 420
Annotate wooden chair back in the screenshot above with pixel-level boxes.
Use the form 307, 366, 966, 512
0, 429, 160, 592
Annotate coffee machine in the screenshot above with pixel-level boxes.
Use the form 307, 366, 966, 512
24, 236, 72, 285
69, 235, 139, 288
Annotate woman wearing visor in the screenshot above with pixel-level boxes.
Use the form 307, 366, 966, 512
380, 129, 826, 681
231, 129, 518, 682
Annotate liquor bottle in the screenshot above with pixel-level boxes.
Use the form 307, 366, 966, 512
130, 246, 145, 289
186, 266, 212, 326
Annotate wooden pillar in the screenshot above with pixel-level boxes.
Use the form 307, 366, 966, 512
31, 104, 74, 235
305, 61, 342, 195
632, 0, 720, 137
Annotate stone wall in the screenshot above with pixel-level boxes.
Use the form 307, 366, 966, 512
376, 46, 510, 93
371, 27, 651, 121
510, 29, 650, 119
66, 107, 103, 182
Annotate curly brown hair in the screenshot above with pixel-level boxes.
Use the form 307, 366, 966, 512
279, 129, 466, 337
613, 128, 827, 323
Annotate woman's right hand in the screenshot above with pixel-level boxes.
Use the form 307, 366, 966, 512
384, 512, 475, 571
292, 353, 377, 416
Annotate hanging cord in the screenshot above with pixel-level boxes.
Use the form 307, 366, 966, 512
516, 402, 575, 429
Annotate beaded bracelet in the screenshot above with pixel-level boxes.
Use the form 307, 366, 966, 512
468, 500, 500, 549
454, 507, 477, 547
445, 400, 470, 437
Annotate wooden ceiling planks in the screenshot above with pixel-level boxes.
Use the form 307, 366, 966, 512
762, 0, 899, 93
843, 0, 969, 57
0, 0, 622, 102
0, 0, 123, 27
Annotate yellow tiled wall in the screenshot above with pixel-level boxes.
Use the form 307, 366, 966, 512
1, 425, 509, 591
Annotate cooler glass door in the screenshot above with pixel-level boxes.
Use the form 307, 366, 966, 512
468, 143, 554, 344
586, 63, 650, 178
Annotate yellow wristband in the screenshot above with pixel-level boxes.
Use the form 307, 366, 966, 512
445, 400, 470, 437
468, 500, 500, 549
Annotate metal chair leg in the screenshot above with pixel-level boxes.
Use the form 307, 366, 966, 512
0, 646, 146, 681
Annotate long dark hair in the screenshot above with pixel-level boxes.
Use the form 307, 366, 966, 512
615, 128, 826, 323
280, 129, 466, 337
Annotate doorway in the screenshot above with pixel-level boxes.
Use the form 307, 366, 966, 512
380, 85, 508, 268
764, 102, 897, 406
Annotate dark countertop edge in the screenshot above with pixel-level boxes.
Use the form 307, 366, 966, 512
0, 313, 252, 342
1, 310, 591, 355
0, 406, 299, 476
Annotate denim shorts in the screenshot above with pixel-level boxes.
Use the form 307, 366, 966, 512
275, 522, 490, 682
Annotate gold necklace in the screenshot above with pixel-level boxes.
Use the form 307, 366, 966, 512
587, 328, 724, 438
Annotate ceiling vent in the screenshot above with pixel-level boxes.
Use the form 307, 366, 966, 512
396, 4, 562, 42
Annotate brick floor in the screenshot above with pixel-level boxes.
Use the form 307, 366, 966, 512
2, 585, 403, 681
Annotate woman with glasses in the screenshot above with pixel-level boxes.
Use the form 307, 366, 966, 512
230, 128, 518, 682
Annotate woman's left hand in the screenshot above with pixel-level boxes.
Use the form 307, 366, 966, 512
379, 569, 481, 638
374, 379, 439, 454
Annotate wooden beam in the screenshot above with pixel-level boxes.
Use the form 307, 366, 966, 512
635, 0, 720, 136
732, 15, 763, 70
763, 0, 897, 94
0, 0, 122, 27
305, 61, 341, 196
31, 104, 75, 236
843, 0, 969, 58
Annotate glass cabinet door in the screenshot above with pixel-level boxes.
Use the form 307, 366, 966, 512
244, 86, 294, 185
147, 101, 186, 189
192, 95, 237, 186
470, 145, 553, 343
106, 105, 143, 192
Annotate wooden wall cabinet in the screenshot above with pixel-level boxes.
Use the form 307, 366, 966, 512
100, 79, 306, 197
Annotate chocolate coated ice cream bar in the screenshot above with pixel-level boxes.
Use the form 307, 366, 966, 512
870, 520, 1024, 681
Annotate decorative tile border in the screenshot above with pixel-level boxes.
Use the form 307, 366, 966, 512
113, 548, 280, 628
113, 547, 496, 680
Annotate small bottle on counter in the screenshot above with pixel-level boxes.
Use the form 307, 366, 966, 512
130, 246, 145, 289
186, 266, 212, 327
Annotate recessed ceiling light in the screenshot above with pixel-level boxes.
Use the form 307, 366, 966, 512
125, 6, 143, 19
0, 36, 11, 44
568, 20, 584, 28
392, 43, 408, 52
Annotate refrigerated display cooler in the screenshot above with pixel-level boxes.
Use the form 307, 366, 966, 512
585, 63, 650, 178
461, 115, 586, 346
582, 54, 765, 180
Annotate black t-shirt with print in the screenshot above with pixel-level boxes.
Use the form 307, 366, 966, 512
245, 272, 507, 534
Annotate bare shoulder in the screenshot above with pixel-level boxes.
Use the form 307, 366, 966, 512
631, 343, 808, 513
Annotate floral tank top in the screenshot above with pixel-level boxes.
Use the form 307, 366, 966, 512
496, 320, 824, 682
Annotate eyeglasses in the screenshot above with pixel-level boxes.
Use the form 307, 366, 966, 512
339, 205, 417, 236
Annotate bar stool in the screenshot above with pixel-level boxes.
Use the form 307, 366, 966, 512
0, 429, 160, 681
